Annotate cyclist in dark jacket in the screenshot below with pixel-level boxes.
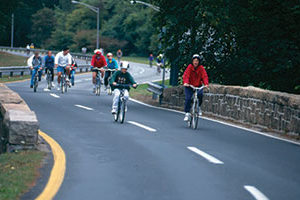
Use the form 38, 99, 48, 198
44, 51, 55, 85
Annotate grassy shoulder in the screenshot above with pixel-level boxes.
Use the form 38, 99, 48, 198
123, 56, 149, 65
0, 75, 31, 83
0, 150, 46, 200
130, 80, 171, 99
0, 52, 27, 67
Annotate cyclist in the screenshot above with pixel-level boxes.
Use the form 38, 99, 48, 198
149, 53, 154, 68
91, 49, 107, 93
44, 51, 55, 87
28, 51, 43, 88
183, 54, 209, 121
105, 52, 118, 89
110, 61, 137, 114
156, 54, 164, 74
55, 47, 72, 90
117, 49, 123, 63
69, 57, 77, 86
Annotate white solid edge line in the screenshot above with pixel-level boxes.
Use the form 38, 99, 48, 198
129, 98, 300, 146
50, 93, 60, 98
128, 121, 157, 132
187, 147, 224, 164
244, 186, 269, 200
75, 104, 94, 111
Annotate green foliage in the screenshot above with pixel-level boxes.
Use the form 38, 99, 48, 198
153, 0, 300, 94
31, 8, 56, 47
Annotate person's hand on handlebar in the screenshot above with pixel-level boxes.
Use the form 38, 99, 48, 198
113, 82, 117, 86
184, 83, 190, 87
132, 84, 137, 88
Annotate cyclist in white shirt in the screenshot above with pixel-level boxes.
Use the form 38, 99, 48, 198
55, 47, 72, 89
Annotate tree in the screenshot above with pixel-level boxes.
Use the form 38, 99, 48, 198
31, 8, 56, 48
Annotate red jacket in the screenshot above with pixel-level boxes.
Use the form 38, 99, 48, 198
91, 55, 107, 68
183, 64, 209, 86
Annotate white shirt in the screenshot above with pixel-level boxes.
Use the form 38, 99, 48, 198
55, 51, 72, 67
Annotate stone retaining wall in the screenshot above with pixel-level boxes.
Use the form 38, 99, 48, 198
0, 83, 39, 153
163, 84, 300, 136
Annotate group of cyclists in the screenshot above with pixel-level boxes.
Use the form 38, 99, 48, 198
27, 47, 209, 122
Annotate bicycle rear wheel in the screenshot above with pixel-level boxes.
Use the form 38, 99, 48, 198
33, 77, 38, 93
192, 98, 199, 129
120, 100, 126, 124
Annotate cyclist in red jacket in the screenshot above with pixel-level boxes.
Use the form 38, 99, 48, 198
91, 49, 107, 92
183, 54, 209, 121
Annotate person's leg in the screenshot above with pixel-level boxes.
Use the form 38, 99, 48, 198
30, 68, 37, 87
92, 71, 97, 85
65, 66, 70, 78
50, 68, 54, 82
71, 70, 75, 85
184, 87, 194, 113
104, 71, 110, 87
197, 89, 204, 106
112, 89, 121, 112
38, 68, 42, 81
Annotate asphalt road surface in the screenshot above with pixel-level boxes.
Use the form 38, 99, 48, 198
6, 62, 300, 200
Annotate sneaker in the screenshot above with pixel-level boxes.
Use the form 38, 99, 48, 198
184, 113, 191, 122
57, 87, 60, 91
30, 85, 33, 88
199, 109, 202, 117
111, 109, 116, 114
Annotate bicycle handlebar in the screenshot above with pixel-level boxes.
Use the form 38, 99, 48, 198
189, 85, 208, 90
113, 83, 137, 88
93, 67, 118, 72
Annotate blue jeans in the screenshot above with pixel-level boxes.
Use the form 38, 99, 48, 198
184, 87, 203, 113
70, 70, 76, 84
31, 66, 42, 86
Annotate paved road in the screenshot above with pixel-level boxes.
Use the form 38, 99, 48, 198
6, 62, 300, 200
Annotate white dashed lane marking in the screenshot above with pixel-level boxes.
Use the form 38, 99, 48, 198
187, 147, 224, 165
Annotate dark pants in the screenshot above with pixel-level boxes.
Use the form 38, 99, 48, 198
45, 67, 54, 81
184, 87, 203, 113
104, 71, 113, 86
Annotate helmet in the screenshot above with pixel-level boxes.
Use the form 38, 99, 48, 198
94, 49, 102, 55
192, 54, 201, 61
107, 52, 113, 57
158, 54, 163, 59
120, 61, 130, 69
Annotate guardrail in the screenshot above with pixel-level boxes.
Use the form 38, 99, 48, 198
147, 82, 164, 105
0, 64, 92, 78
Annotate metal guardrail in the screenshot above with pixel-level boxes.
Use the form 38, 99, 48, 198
0, 65, 91, 78
147, 82, 164, 105
0, 46, 94, 78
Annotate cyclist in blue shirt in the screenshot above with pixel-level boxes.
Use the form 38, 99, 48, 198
44, 51, 55, 87
105, 53, 118, 89
27, 51, 43, 88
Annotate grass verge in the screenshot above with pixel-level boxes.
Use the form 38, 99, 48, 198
0, 150, 46, 200
0, 52, 27, 67
0, 75, 31, 83
123, 56, 149, 65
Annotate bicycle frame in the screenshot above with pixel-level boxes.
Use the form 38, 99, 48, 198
33, 68, 42, 93
60, 69, 68, 94
187, 85, 207, 129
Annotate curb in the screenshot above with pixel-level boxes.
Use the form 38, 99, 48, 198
35, 130, 66, 200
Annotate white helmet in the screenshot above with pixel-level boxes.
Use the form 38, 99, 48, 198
120, 61, 130, 69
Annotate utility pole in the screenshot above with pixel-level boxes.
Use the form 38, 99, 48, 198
11, 13, 14, 48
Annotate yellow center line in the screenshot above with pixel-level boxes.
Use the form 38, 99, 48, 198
35, 130, 66, 200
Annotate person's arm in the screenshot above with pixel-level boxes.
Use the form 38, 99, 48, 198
183, 65, 191, 86
201, 67, 209, 86
128, 73, 137, 87
91, 56, 95, 67
110, 71, 118, 85
54, 54, 59, 68
113, 59, 118, 69
27, 56, 33, 69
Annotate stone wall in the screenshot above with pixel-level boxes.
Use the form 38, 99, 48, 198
163, 84, 300, 136
0, 83, 39, 153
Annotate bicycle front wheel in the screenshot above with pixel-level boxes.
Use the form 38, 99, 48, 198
61, 78, 65, 93
33, 77, 38, 93
192, 98, 199, 129
120, 101, 126, 124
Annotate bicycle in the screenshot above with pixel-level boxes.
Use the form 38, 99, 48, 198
46, 69, 53, 90
60, 69, 69, 94
187, 85, 207, 129
105, 68, 118, 95
93, 68, 104, 96
70, 66, 76, 86
113, 84, 136, 124
32, 68, 42, 93
156, 63, 162, 74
